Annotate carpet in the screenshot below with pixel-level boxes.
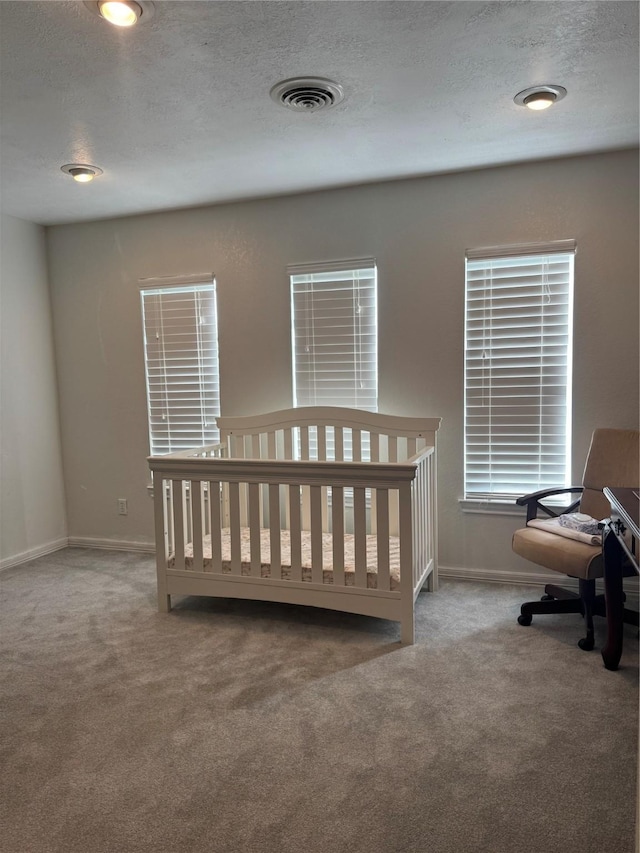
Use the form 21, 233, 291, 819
1, 548, 637, 853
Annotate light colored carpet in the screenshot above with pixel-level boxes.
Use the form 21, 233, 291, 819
1, 548, 637, 853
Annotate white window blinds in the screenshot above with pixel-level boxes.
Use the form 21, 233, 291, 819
290, 260, 378, 413
464, 242, 575, 499
140, 278, 220, 455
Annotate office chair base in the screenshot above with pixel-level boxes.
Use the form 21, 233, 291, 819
518, 580, 603, 650
518, 579, 638, 649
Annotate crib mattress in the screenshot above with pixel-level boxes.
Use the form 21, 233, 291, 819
169, 527, 401, 590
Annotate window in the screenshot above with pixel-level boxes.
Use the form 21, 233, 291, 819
464, 241, 575, 500
290, 259, 378, 411
140, 276, 220, 455
289, 259, 378, 461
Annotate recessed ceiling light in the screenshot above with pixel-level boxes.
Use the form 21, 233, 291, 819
61, 164, 104, 183
83, 1, 155, 27
514, 85, 567, 111
99, 1, 140, 27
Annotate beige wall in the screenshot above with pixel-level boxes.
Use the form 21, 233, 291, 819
45, 150, 639, 578
0, 214, 67, 566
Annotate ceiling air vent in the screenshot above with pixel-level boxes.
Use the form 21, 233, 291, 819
270, 77, 344, 113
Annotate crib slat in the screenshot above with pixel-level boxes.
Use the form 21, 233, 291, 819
412, 472, 421, 586
427, 455, 433, 563
430, 453, 437, 582
289, 485, 302, 582
159, 474, 170, 560
353, 486, 367, 588
301, 484, 311, 531
418, 459, 429, 569
318, 426, 327, 461
331, 485, 345, 586
411, 473, 418, 583
352, 429, 362, 462
428, 453, 435, 565
165, 478, 174, 560
183, 483, 190, 552
388, 438, 399, 538
321, 486, 329, 533
269, 483, 281, 580
407, 437, 417, 459
260, 430, 278, 527
376, 489, 390, 591
310, 485, 323, 583
251, 433, 261, 458
280, 431, 291, 529
154, 473, 170, 611
399, 482, 415, 645
220, 481, 230, 527
208, 480, 222, 573
172, 480, 185, 572
229, 481, 241, 575
284, 428, 293, 461
422, 456, 430, 570
335, 427, 344, 461
300, 426, 309, 460
267, 431, 276, 459
248, 482, 261, 577
191, 481, 204, 573
421, 457, 427, 565
368, 431, 379, 535
239, 483, 248, 527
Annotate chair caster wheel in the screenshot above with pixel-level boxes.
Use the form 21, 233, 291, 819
541, 594, 554, 601
518, 613, 532, 626
578, 637, 594, 651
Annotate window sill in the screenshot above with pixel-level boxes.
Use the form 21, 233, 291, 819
459, 495, 572, 517
459, 498, 524, 517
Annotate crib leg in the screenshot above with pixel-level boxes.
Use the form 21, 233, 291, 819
155, 565, 171, 612
155, 543, 171, 612
401, 613, 415, 645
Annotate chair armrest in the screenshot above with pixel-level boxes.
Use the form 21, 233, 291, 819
515, 486, 584, 522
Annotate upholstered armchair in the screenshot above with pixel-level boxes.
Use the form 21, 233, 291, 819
512, 428, 639, 650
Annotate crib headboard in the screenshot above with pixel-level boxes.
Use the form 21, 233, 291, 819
216, 406, 441, 463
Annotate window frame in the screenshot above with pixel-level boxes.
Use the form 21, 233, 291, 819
139, 274, 221, 456
289, 257, 379, 418
463, 240, 576, 502
289, 258, 378, 464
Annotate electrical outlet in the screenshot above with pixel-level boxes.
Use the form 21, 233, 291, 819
117, 498, 128, 515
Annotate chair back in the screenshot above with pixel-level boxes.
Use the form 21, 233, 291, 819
580, 428, 640, 519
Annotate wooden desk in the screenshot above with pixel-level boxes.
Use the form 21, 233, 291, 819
601, 487, 639, 670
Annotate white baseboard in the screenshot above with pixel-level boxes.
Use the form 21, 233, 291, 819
439, 564, 639, 603
0, 537, 69, 572
67, 536, 156, 554
439, 564, 574, 587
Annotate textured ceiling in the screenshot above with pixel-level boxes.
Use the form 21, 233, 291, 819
0, 0, 638, 226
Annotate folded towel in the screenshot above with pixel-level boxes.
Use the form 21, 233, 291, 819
526, 514, 602, 546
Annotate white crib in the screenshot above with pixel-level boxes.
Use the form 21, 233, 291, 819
148, 407, 441, 644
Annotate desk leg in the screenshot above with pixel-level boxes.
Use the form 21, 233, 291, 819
601, 530, 625, 671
